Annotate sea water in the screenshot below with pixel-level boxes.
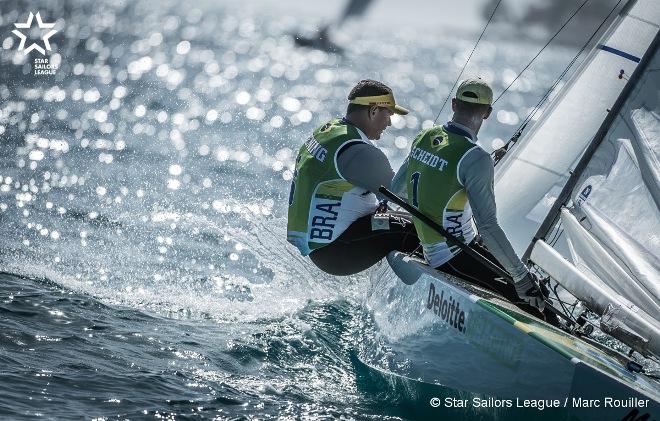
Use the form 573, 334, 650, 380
0, 0, 596, 419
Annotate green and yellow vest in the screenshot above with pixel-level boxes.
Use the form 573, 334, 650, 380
406, 125, 478, 267
287, 119, 374, 255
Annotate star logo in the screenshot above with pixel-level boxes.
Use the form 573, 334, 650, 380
12, 12, 58, 55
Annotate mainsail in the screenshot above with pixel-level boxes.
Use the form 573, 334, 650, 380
494, 0, 660, 357
495, 0, 660, 255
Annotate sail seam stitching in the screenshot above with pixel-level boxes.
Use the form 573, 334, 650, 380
626, 13, 660, 28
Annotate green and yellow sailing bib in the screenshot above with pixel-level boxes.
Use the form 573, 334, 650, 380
287, 119, 375, 255
406, 125, 479, 267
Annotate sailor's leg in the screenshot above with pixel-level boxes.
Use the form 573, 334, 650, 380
437, 242, 560, 325
466, 242, 561, 325
437, 243, 519, 301
309, 212, 419, 276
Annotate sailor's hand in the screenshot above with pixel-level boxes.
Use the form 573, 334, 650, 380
515, 273, 546, 311
538, 277, 551, 300
493, 147, 507, 161
375, 200, 388, 214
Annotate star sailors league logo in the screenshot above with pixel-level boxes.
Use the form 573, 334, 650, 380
12, 12, 58, 55
11, 12, 61, 75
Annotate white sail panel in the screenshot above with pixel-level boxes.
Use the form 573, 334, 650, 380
573, 138, 660, 255
630, 107, 660, 209
580, 203, 660, 306
561, 208, 660, 314
495, 0, 660, 255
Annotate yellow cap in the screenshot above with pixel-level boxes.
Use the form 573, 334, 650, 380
349, 93, 409, 115
456, 78, 493, 105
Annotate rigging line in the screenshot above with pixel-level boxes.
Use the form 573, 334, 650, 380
497, 54, 579, 154
493, 0, 625, 165
548, 220, 563, 246
549, 283, 577, 308
529, 263, 575, 325
492, 52, 582, 164
511, 0, 624, 132
544, 220, 562, 246
549, 230, 564, 247
551, 282, 578, 324
492, 0, 591, 105
544, 272, 578, 311
516, 56, 575, 131
433, 0, 502, 123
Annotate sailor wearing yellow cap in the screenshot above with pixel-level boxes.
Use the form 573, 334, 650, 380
287, 79, 419, 275
392, 78, 547, 312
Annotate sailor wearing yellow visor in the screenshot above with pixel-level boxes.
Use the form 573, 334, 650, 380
287, 79, 418, 275
348, 92, 410, 117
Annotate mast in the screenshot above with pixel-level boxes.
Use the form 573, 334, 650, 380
522, 29, 660, 262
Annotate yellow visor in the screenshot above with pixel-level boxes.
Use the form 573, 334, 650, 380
349, 93, 409, 115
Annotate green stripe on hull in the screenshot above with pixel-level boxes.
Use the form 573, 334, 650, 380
475, 299, 642, 386
476, 300, 575, 360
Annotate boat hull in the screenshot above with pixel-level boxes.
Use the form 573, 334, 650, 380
359, 252, 660, 420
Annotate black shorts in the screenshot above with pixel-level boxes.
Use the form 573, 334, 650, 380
309, 211, 419, 276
